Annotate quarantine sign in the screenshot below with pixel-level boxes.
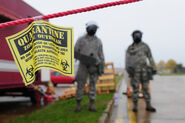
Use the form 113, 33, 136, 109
6, 20, 74, 86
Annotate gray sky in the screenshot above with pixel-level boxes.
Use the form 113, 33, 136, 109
23, 0, 185, 68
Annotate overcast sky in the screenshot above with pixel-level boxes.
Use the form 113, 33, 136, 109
23, 0, 185, 68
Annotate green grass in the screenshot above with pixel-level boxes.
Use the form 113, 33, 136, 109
101, 75, 123, 91
159, 73, 185, 76
9, 94, 113, 123
115, 75, 123, 86
9, 75, 123, 123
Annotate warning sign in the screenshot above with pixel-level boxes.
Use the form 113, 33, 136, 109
6, 20, 74, 86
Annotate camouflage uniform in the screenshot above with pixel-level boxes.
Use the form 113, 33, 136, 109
75, 34, 104, 100
126, 42, 156, 104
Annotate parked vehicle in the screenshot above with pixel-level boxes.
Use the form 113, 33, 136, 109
50, 71, 75, 86
0, 0, 50, 106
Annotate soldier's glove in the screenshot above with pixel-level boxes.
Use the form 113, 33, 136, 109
152, 69, 157, 75
127, 67, 134, 77
97, 63, 104, 76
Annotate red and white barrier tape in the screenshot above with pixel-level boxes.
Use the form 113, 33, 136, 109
0, 0, 141, 28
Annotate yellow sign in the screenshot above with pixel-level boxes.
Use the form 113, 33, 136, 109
6, 20, 74, 86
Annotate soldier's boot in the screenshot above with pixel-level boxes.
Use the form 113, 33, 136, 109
146, 102, 156, 112
75, 100, 82, 112
132, 101, 138, 112
89, 99, 97, 112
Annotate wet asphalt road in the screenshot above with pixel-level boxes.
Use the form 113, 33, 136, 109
109, 75, 185, 123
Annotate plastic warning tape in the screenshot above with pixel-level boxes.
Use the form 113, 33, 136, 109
0, 0, 141, 28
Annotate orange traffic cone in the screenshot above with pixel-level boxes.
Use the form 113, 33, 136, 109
127, 88, 132, 98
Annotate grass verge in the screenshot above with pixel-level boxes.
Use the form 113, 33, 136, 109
9, 75, 123, 123
159, 73, 185, 76
115, 75, 123, 86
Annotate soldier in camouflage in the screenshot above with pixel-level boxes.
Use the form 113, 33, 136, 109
74, 21, 105, 112
126, 30, 157, 112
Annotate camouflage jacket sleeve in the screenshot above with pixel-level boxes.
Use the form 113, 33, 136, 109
125, 48, 129, 70
74, 37, 82, 53
145, 44, 156, 70
125, 46, 131, 70
98, 39, 105, 64
125, 46, 135, 77
74, 36, 85, 61
97, 39, 105, 75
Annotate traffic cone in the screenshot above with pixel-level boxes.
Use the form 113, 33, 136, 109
127, 88, 132, 98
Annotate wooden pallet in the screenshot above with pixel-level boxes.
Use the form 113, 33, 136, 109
59, 86, 77, 100
85, 84, 89, 94
96, 75, 116, 94
47, 81, 56, 95
104, 62, 115, 75
96, 62, 116, 94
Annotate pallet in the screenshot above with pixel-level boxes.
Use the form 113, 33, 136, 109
85, 84, 89, 94
104, 62, 115, 75
96, 82, 116, 94
47, 81, 56, 95
59, 85, 76, 100
96, 62, 116, 94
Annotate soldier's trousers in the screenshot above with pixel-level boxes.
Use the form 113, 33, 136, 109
76, 63, 98, 100
130, 70, 151, 103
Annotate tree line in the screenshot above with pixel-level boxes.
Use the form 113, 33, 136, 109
156, 59, 184, 73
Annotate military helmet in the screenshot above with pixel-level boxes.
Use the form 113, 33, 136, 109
132, 30, 142, 37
